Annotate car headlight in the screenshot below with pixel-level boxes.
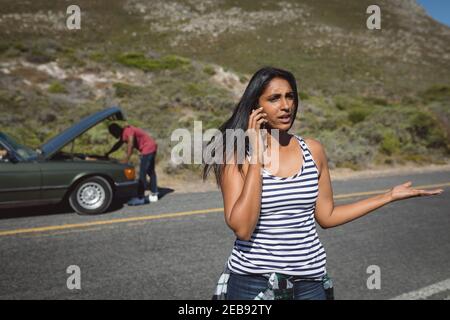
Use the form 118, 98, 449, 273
124, 167, 135, 180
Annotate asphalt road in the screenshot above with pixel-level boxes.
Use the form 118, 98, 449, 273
0, 170, 449, 300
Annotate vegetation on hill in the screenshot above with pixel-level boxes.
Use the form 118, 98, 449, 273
0, 0, 449, 178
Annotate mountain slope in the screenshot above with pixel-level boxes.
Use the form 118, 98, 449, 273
0, 0, 449, 176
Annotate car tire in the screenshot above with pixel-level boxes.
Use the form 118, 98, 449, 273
69, 176, 113, 215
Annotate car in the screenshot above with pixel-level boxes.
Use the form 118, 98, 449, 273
0, 107, 138, 215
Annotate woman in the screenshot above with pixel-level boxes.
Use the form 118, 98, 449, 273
202, 67, 443, 300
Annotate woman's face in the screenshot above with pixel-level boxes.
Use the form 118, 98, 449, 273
257, 77, 295, 131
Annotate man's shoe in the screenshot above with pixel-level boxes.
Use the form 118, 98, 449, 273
148, 194, 158, 203
127, 197, 146, 206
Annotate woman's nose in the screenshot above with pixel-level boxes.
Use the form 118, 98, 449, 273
280, 99, 291, 111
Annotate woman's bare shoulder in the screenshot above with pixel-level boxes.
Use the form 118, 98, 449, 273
303, 137, 326, 169
303, 137, 324, 153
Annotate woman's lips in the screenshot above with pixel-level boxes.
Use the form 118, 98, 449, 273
278, 115, 291, 124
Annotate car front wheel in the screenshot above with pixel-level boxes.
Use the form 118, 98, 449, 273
69, 176, 113, 215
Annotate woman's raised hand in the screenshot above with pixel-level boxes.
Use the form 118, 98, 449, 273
388, 181, 444, 202
247, 107, 267, 164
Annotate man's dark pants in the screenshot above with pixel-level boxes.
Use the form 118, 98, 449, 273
138, 152, 158, 198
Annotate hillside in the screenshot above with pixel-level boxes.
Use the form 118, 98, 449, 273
0, 0, 449, 181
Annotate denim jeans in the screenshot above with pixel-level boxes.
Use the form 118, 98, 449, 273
226, 272, 326, 300
138, 152, 158, 197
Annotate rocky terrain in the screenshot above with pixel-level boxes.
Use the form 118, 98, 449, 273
0, 0, 449, 183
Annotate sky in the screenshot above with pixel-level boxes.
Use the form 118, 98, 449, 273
417, 0, 450, 27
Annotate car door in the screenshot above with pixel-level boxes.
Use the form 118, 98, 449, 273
39, 160, 78, 201
0, 146, 41, 205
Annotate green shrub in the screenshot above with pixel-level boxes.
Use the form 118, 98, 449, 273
116, 53, 190, 71
182, 81, 231, 103
403, 154, 428, 163
12, 42, 26, 51
21, 39, 61, 64
25, 50, 55, 64
48, 81, 67, 94
316, 128, 375, 169
348, 108, 370, 124
356, 122, 384, 145
319, 113, 349, 131
380, 131, 400, 155
90, 52, 106, 62
186, 83, 204, 97
334, 95, 366, 111
163, 55, 191, 70
203, 65, 216, 76
299, 91, 309, 100
0, 42, 9, 54
363, 96, 388, 106
239, 75, 248, 84
334, 96, 348, 111
113, 82, 141, 98
420, 85, 450, 102
408, 111, 448, 148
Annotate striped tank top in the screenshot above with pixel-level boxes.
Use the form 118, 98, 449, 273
227, 135, 327, 279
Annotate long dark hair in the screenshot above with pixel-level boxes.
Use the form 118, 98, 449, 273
202, 66, 300, 187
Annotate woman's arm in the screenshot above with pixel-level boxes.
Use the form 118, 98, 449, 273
220, 107, 267, 240
306, 139, 444, 229
220, 159, 262, 240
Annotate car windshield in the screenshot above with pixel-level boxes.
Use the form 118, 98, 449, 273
0, 132, 38, 161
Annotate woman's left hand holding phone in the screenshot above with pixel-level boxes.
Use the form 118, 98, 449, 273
248, 106, 267, 164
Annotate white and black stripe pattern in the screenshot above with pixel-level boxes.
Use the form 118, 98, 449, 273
227, 135, 327, 279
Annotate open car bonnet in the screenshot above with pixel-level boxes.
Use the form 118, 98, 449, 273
39, 107, 126, 159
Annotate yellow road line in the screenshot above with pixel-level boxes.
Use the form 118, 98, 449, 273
24, 226, 112, 238
0, 208, 223, 237
0, 182, 448, 237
